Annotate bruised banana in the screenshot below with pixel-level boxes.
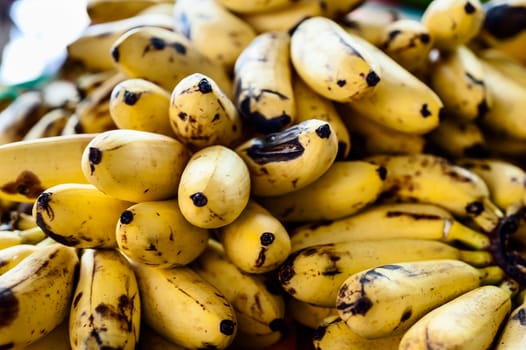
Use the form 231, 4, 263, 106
81, 129, 191, 202
69, 249, 141, 350
0, 133, 95, 203
335, 259, 504, 339
0, 244, 37, 275
279, 239, 492, 307
286, 298, 338, 329
289, 202, 491, 253
496, 290, 526, 349
0, 244, 78, 348
33, 183, 132, 248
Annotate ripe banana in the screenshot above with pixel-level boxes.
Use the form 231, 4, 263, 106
70, 249, 141, 350
0, 133, 95, 203
233, 31, 296, 133
22, 108, 71, 140
178, 145, 250, 229
336, 259, 504, 339
81, 129, 191, 202
496, 290, 526, 349
0, 244, 78, 348
279, 239, 492, 307
290, 16, 381, 103
133, 262, 237, 349
0, 244, 37, 275
289, 202, 491, 253
216, 200, 291, 274
256, 160, 385, 222
286, 298, 338, 329
168, 73, 244, 149
116, 199, 209, 267
32, 183, 132, 248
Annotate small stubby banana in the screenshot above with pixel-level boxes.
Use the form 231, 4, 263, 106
168, 73, 244, 149
216, 200, 291, 274
81, 129, 191, 202
366, 153, 503, 233
289, 202, 491, 253
133, 262, 238, 350
279, 239, 492, 307
286, 298, 338, 329
399, 283, 513, 350
214, 0, 293, 14
109, 78, 175, 137
256, 160, 385, 222
290, 16, 381, 103
86, 0, 173, 23
0, 244, 37, 275
233, 31, 296, 133
191, 239, 287, 336
22, 108, 72, 140
421, 0, 485, 50
173, 0, 256, 71
116, 199, 209, 267
0, 244, 79, 348
335, 259, 504, 339
178, 145, 250, 229
235, 119, 338, 197
496, 290, 526, 349
32, 183, 132, 248
110, 26, 233, 96
69, 249, 141, 350
0, 133, 95, 203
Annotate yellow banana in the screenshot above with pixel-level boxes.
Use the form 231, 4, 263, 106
0, 227, 46, 251
496, 290, 526, 349
0, 133, 95, 203
214, 0, 293, 14
32, 183, 132, 248
116, 199, 209, 268
0, 244, 37, 275
168, 73, 244, 149
235, 119, 338, 197
336, 259, 504, 339
279, 239, 492, 307
133, 263, 237, 350
178, 145, 250, 229
286, 298, 338, 329
216, 200, 291, 274
290, 16, 381, 103
22, 108, 72, 140
81, 129, 191, 202
0, 244, 78, 348
85, 0, 173, 23
24, 320, 70, 350
233, 31, 296, 133
256, 160, 385, 222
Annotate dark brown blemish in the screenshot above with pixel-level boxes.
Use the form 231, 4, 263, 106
178, 112, 187, 121
260, 232, 275, 246
1, 170, 45, 199
190, 192, 208, 207
465, 201, 484, 216
315, 123, 331, 139
420, 104, 431, 118
269, 318, 287, 333
278, 259, 295, 284
464, 1, 476, 14
111, 47, 119, 62
512, 308, 526, 326
336, 295, 373, 315
336, 79, 346, 87
72, 292, 83, 308
119, 210, 134, 225
400, 308, 412, 322
377, 166, 388, 181
88, 147, 102, 175
219, 319, 235, 335
197, 78, 213, 94
366, 71, 380, 87
123, 90, 140, 106
255, 248, 267, 268
0, 288, 18, 328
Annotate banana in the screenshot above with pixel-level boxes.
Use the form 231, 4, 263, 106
235, 119, 338, 197
110, 26, 233, 96
366, 153, 503, 233
496, 290, 526, 349
173, 0, 257, 71
168, 73, 244, 149
214, 0, 293, 14
478, 48, 526, 87
32, 183, 132, 248
81, 129, 191, 202
0, 244, 79, 348
256, 160, 385, 222
289, 202, 491, 253
0, 227, 46, 251
109, 78, 175, 137
286, 298, 338, 329
336, 259, 504, 339
132, 262, 237, 349
116, 199, 209, 267
191, 239, 287, 336
178, 145, 250, 229
421, 0, 485, 50
289, 16, 381, 103
0, 133, 95, 203
24, 319, 70, 350
279, 239, 493, 307
399, 283, 513, 350
216, 200, 291, 274
0, 244, 37, 275
233, 31, 296, 133
0, 91, 47, 145
86, 0, 173, 23
22, 108, 72, 140
69, 249, 140, 350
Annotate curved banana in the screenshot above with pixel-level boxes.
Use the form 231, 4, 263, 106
233, 31, 295, 133
116, 199, 209, 267
32, 183, 132, 248
81, 129, 191, 202
0, 244, 37, 275
178, 145, 250, 229
496, 290, 526, 349
286, 298, 338, 329
22, 108, 72, 140
0, 244, 78, 348
85, 0, 173, 23
336, 259, 504, 339
216, 200, 291, 274
214, 0, 293, 14
0, 133, 95, 203
256, 160, 385, 222
69, 249, 141, 350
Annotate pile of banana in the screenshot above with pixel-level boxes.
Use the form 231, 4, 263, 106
0, 0, 526, 348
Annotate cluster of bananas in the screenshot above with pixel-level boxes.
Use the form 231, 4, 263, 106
0, 0, 526, 349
